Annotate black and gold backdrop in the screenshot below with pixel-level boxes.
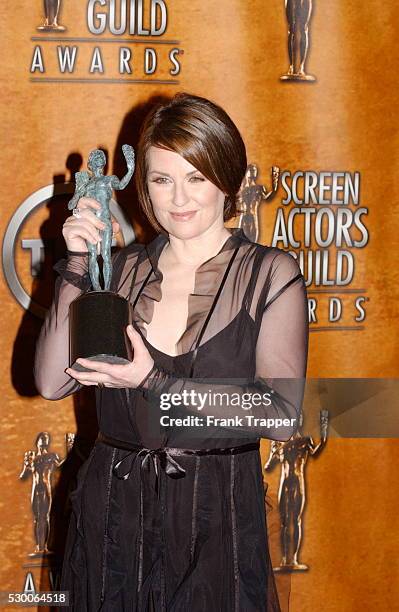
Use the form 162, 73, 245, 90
1, 1, 398, 610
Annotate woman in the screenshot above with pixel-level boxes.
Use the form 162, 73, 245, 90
34, 92, 309, 611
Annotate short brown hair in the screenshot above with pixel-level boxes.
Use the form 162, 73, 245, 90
135, 92, 247, 233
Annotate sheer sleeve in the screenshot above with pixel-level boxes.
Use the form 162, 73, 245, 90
139, 251, 309, 442
33, 250, 92, 400
33, 241, 141, 401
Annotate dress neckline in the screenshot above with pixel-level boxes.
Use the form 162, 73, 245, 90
131, 227, 251, 357
136, 323, 190, 360
135, 306, 250, 361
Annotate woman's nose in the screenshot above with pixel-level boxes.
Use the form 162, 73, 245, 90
172, 181, 189, 207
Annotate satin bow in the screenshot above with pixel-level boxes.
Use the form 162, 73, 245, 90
112, 447, 186, 498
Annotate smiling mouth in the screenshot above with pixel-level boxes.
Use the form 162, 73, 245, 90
170, 210, 198, 221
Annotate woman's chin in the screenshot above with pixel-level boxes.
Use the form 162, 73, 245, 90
161, 217, 208, 240
167, 225, 204, 240
157, 212, 225, 241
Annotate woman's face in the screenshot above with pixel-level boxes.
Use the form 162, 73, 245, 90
146, 146, 226, 238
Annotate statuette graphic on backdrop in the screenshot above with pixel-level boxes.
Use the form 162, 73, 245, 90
37, 0, 66, 31
67, 145, 135, 372
281, 0, 316, 82
19, 432, 74, 557
237, 165, 280, 243
264, 411, 329, 571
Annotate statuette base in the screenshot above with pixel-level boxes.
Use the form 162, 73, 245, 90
280, 72, 316, 82
69, 291, 133, 372
273, 562, 309, 572
37, 24, 66, 31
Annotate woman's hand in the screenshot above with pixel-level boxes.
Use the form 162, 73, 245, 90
63, 197, 120, 252
65, 325, 155, 389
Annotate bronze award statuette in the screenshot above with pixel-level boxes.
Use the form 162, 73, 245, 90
67, 145, 135, 372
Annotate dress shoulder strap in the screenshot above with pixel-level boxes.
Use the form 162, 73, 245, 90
188, 245, 240, 377
241, 244, 269, 316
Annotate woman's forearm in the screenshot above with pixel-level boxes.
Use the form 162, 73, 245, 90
34, 252, 90, 400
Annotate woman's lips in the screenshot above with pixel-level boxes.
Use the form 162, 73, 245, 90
170, 210, 198, 221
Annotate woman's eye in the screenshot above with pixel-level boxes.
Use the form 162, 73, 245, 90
151, 177, 170, 184
150, 176, 205, 184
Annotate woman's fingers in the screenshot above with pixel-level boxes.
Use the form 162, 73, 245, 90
63, 197, 105, 252
75, 358, 113, 372
64, 196, 120, 251
78, 197, 101, 211
112, 219, 120, 234
65, 359, 128, 388
65, 199, 106, 244
66, 222, 102, 245
75, 199, 119, 234
126, 325, 155, 371
75, 204, 106, 231
65, 343, 155, 389
65, 361, 111, 385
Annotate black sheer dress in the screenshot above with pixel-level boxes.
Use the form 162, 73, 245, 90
34, 227, 308, 611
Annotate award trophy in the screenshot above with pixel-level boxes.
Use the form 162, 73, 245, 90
67, 145, 135, 372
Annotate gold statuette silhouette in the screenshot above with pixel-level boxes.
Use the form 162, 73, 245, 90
19, 432, 74, 557
37, 0, 66, 31
264, 411, 328, 571
237, 164, 280, 243
281, 0, 316, 82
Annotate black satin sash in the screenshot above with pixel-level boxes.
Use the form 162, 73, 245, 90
96, 431, 260, 494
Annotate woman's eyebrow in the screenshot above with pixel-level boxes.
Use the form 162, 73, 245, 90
148, 170, 201, 177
